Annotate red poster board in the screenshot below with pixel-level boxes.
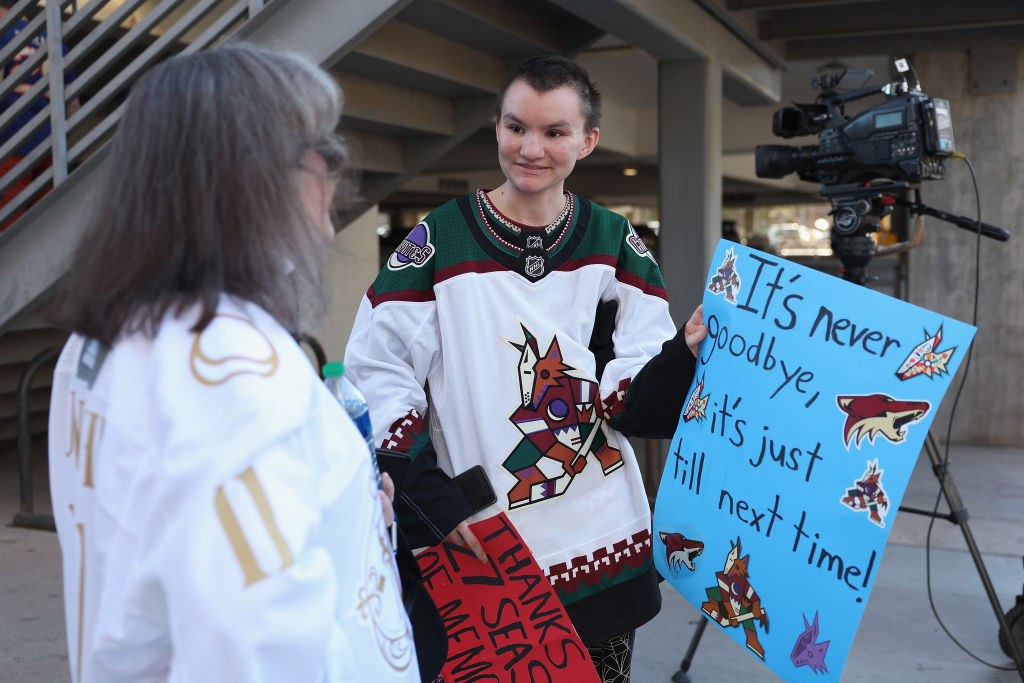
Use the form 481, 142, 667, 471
415, 512, 599, 682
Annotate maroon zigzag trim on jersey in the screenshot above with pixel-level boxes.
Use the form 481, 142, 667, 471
599, 377, 632, 421
381, 408, 427, 452
546, 529, 652, 595
366, 284, 436, 309
434, 260, 506, 285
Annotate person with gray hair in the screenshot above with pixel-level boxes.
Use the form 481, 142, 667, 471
47, 44, 418, 682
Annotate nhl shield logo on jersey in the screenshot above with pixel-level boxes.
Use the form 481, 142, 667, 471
524, 255, 545, 278
387, 221, 434, 270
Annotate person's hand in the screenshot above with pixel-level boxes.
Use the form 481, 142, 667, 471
379, 472, 395, 527
684, 304, 707, 357
444, 519, 487, 563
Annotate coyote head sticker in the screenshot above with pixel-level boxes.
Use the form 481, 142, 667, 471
896, 326, 957, 380
659, 531, 704, 571
837, 393, 930, 448
790, 611, 830, 674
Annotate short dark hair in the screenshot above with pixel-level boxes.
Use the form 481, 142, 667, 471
52, 43, 349, 345
496, 55, 601, 132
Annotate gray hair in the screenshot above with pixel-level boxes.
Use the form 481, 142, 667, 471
54, 43, 350, 343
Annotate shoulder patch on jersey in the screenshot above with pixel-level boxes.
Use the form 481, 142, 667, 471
76, 339, 110, 389
387, 221, 435, 271
189, 313, 279, 386
626, 222, 656, 263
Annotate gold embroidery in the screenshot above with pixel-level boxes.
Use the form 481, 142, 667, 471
238, 467, 294, 570
189, 313, 278, 386
215, 487, 267, 587
76, 523, 85, 683
65, 392, 105, 488
215, 466, 294, 587
357, 527, 414, 672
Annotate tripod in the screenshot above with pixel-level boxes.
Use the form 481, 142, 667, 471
673, 196, 1023, 681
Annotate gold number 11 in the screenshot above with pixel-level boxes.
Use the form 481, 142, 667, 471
215, 467, 294, 587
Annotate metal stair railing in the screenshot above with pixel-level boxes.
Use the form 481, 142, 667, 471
0, 0, 268, 232
12, 345, 59, 530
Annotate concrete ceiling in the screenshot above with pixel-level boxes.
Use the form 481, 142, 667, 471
391, 0, 1021, 212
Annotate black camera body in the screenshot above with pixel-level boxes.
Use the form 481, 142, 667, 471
755, 61, 955, 187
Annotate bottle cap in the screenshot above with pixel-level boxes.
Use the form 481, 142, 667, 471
322, 361, 345, 378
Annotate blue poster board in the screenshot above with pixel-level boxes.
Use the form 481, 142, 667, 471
652, 240, 976, 682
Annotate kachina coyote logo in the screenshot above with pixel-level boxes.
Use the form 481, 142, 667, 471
836, 393, 930, 448
502, 325, 624, 509
701, 536, 770, 660
707, 247, 741, 304
840, 459, 890, 527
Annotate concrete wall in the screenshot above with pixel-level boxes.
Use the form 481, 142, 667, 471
312, 205, 381, 363
909, 51, 1024, 446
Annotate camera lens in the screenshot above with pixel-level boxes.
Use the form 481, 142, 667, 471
755, 145, 798, 178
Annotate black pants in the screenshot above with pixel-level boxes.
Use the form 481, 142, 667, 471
587, 629, 636, 683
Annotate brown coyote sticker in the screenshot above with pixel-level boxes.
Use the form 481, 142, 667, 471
836, 393, 930, 448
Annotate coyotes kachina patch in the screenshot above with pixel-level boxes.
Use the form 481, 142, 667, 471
840, 459, 890, 528
701, 536, 770, 660
502, 324, 624, 509
707, 246, 742, 304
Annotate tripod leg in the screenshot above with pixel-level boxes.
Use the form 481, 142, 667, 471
671, 618, 709, 683
923, 433, 1024, 680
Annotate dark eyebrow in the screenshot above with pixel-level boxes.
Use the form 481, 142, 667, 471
502, 113, 572, 129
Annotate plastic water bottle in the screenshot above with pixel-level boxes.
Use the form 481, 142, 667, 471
323, 361, 382, 489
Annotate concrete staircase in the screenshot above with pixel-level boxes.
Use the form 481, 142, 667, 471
0, 0, 604, 507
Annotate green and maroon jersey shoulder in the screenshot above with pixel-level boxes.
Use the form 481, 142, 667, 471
366, 194, 667, 305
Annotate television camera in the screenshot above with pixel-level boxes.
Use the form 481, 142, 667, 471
755, 57, 1009, 285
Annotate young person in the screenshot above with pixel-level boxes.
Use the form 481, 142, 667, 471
48, 44, 418, 682
344, 55, 706, 682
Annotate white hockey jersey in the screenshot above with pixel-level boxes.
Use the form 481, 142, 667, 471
48, 297, 417, 683
345, 191, 694, 642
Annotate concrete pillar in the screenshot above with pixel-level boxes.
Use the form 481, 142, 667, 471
658, 59, 722, 326
908, 51, 1024, 447
313, 205, 381, 361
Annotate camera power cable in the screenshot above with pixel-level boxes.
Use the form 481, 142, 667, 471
922, 151, 1023, 675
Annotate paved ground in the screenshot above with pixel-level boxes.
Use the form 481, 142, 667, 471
1, 444, 1022, 682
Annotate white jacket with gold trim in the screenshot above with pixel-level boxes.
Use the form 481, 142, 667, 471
48, 297, 417, 683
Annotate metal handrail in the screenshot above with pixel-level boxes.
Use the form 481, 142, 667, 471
0, 0, 270, 231
12, 345, 59, 531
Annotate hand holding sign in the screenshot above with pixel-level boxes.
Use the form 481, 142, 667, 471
415, 512, 599, 682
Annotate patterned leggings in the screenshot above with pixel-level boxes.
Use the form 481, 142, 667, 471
587, 630, 636, 683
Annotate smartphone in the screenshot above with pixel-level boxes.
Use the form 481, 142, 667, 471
376, 449, 412, 492
454, 465, 497, 514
